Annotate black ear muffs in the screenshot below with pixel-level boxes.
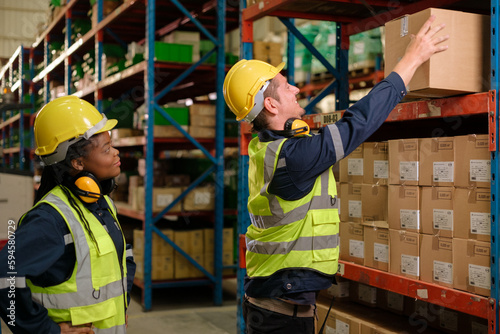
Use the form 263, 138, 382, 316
273, 118, 310, 137
72, 172, 113, 204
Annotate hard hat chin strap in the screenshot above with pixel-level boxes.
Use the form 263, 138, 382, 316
244, 81, 270, 123
41, 114, 109, 166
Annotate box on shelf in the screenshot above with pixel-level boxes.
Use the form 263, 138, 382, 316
134, 254, 174, 280
388, 139, 419, 185
388, 185, 421, 232
453, 238, 491, 297
154, 42, 193, 63
183, 185, 215, 211
188, 126, 216, 139
349, 281, 377, 308
133, 229, 174, 257
203, 228, 234, 254
136, 186, 183, 212
339, 145, 364, 183
164, 174, 190, 187
162, 30, 200, 62
376, 289, 406, 315
174, 229, 205, 279
339, 183, 363, 222
318, 276, 350, 301
419, 137, 455, 186
340, 222, 364, 265
361, 184, 388, 222
420, 235, 453, 288
175, 253, 205, 279
189, 104, 216, 117
317, 303, 363, 334
385, 8, 489, 98
454, 134, 490, 188
362, 221, 389, 271
253, 41, 282, 67
453, 187, 490, 241
152, 125, 189, 138
421, 186, 454, 237
155, 105, 189, 126
363, 142, 389, 185
389, 229, 420, 280
190, 115, 216, 127
111, 128, 143, 140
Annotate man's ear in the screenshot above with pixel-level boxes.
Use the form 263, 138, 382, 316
263, 96, 279, 116
71, 158, 84, 172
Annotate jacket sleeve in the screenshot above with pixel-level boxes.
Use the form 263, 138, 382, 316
0, 206, 66, 334
125, 244, 136, 307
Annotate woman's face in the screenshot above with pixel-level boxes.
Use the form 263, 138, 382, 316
79, 132, 121, 181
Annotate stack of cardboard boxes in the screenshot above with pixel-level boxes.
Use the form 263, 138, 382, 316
134, 228, 234, 281
338, 135, 491, 296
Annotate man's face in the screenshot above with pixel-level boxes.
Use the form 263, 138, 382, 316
273, 73, 305, 120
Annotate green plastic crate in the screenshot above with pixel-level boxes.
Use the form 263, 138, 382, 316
154, 42, 193, 63
103, 99, 134, 128
155, 106, 189, 126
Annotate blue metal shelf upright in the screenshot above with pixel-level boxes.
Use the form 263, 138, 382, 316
237, 1, 498, 333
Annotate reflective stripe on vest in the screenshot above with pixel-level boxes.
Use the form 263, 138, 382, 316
28, 187, 127, 334
247, 234, 339, 255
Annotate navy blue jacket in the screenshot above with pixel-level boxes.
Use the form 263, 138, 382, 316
0, 187, 136, 333
245, 72, 406, 304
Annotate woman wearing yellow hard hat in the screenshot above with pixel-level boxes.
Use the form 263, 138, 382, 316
0, 96, 135, 333
226, 16, 449, 334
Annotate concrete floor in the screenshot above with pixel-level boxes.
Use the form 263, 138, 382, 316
1, 279, 238, 334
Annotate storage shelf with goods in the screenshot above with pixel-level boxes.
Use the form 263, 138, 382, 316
0, 46, 35, 172
29, 0, 241, 311
238, 1, 496, 333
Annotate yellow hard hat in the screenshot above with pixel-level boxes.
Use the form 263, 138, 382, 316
223, 59, 285, 122
34, 96, 117, 165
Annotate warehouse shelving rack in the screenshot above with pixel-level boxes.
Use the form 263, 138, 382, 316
0, 45, 35, 172
237, 0, 498, 333
25, 0, 240, 311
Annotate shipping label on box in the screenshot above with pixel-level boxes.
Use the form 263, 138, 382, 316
340, 146, 364, 183
421, 186, 454, 237
388, 185, 420, 232
340, 222, 364, 265
388, 139, 419, 185
385, 8, 489, 98
419, 137, 455, 186
389, 229, 420, 279
184, 186, 215, 211
454, 135, 490, 188
340, 183, 362, 222
453, 187, 490, 241
420, 235, 453, 288
453, 238, 491, 296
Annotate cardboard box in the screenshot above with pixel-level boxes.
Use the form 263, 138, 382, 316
134, 254, 174, 280
453, 238, 491, 297
319, 276, 350, 301
163, 30, 200, 62
189, 104, 216, 117
388, 185, 421, 232
152, 125, 188, 138
183, 185, 215, 211
385, 8, 489, 98
453, 187, 490, 241
389, 229, 420, 280
203, 250, 235, 276
188, 126, 215, 138
376, 289, 406, 315
339, 183, 363, 222
136, 186, 183, 213
388, 139, 419, 185
175, 252, 205, 279
468, 316, 489, 334
174, 230, 204, 254
203, 228, 234, 254
190, 115, 216, 127
133, 229, 174, 257
454, 134, 490, 188
253, 41, 282, 67
421, 186, 454, 237
363, 221, 389, 271
363, 142, 389, 185
419, 137, 455, 186
340, 222, 365, 265
339, 145, 364, 183
349, 282, 377, 308
317, 303, 362, 334
420, 235, 453, 288
361, 184, 388, 222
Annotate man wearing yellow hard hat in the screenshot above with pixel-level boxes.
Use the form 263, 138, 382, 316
224, 16, 449, 334
0, 96, 135, 333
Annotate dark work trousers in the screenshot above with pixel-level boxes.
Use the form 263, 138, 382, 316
242, 298, 315, 334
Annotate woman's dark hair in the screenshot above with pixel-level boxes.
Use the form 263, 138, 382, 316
34, 137, 94, 204
251, 77, 280, 133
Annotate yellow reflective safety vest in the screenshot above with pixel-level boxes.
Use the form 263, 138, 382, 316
21, 186, 127, 333
246, 137, 340, 278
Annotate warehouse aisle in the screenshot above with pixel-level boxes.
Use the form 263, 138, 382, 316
0, 279, 238, 334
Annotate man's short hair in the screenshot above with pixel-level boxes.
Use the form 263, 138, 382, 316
251, 77, 280, 133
